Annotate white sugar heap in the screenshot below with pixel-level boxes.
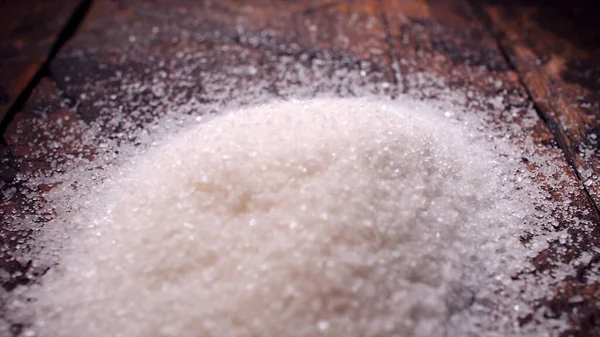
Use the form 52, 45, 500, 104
26, 98, 545, 337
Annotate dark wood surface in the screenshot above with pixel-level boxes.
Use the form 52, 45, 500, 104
0, 0, 81, 121
470, 3, 600, 333
1, 0, 599, 336
474, 0, 600, 225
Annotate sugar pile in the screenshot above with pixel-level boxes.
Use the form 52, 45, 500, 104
23, 98, 548, 337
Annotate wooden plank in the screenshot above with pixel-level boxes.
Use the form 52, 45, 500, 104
473, 0, 600, 215
50, 0, 397, 100
0, 0, 81, 122
381, 0, 600, 335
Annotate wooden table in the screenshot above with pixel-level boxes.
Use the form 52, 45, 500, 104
1, 0, 599, 335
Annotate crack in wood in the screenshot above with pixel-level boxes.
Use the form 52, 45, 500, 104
466, 0, 600, 220
0, 0, 93, 144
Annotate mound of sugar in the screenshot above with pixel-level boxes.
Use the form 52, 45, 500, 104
31, 98, 535, 337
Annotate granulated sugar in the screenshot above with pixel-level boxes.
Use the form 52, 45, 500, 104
21, 98, 552, 337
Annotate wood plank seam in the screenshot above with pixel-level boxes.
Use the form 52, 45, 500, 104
0, 0, 93, 145
466, 0, 600, 220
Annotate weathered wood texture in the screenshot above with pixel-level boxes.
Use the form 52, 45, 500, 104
0, 0, 599, 336
0, 0, 81, 121
474, 0, 600, 212
469, 3, 600, 333
381, 2, 600, 334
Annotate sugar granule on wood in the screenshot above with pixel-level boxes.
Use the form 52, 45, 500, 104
17, 98, 555, 336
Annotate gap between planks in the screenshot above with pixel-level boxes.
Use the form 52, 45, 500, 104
466, 0, 600, 220
0, 0, 93, 145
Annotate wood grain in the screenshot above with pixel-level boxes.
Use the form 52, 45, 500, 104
474, 0, 600, 214
0, 0, 81, 121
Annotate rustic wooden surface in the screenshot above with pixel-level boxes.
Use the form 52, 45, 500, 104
469, 2, 600, 334
383, 2, 600, 334
0, 0, 82, 123
0, 0, 599, 336
473, 0, 600, 214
